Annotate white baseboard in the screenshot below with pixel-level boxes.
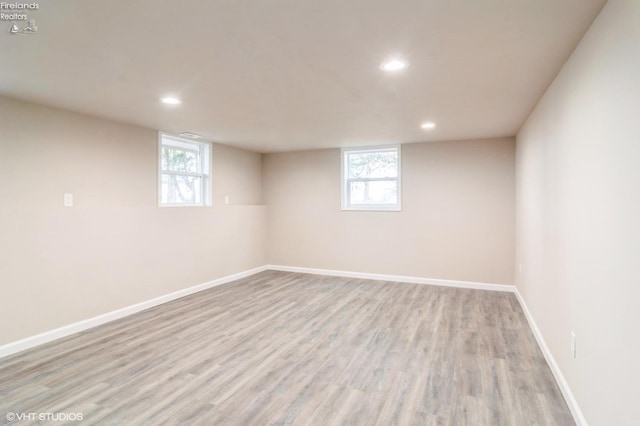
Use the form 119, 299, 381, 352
1, 265, 507, 360
514, 288, 587, 426
267, 265, 584, 425
0, 263, 584, 426
267, 264, 515, 292
0, 265, 267, 359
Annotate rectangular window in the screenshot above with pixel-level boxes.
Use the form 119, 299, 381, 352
158, 133, 211, 206
342, 145, 401, 211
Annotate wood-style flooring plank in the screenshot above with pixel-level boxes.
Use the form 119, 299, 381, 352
0, 271, 573, 425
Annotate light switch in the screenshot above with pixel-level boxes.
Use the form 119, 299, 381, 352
64, 193, 73, 207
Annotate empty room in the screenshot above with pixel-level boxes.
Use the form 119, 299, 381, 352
1, 0, 638, 425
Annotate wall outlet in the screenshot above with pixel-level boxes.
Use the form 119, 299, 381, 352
63, 193, 73, 207
570, 331, 576, 359
518, 264, 522, 273
224, 195, 229, 205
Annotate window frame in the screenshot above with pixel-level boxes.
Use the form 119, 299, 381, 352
341, 144, 402, 212
158, 132, 211, 207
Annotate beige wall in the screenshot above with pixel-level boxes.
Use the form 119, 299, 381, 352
515, 0, 640, 424
0, 97, 516, 349
264, 138, 515, 285
0, 96, 266, 345
213, 144, 263, 206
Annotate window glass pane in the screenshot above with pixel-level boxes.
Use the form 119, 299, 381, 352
161, 174, 202, 204
347, 150, 397, 178
349, 180, 397, 204
161, 146, 200, 173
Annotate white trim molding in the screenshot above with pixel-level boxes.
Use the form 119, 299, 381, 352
514, 288, 587, 426
267, 264, 585, 425
0, 262, 585, 426
267, 265, 514, 292
341, 144, 402, 212
0, 266, 267, 359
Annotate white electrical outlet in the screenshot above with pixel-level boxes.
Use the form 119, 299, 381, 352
518, 264, 522, 273
224, 195, 229, 205
63, 193, 73, 207
570, 331, 576, 359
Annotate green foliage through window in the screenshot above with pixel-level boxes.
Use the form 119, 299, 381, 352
159, 135, 210, 206
342, 146, 401, 210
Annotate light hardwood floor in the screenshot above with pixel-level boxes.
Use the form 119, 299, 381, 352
0, 271, 573, 425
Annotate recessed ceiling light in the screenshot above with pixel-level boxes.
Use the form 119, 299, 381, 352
380, 59, 408, 72
421, 122, 436, 130
161, 96, 182, 105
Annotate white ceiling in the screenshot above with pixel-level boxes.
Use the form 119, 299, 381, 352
0, 0, 606, 152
